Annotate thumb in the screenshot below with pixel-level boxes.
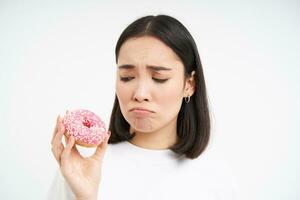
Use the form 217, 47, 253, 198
92, 131, 111, 161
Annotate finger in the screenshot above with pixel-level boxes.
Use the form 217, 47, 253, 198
64, 134, 68, 146
51, 145, 64, 164
92, 131, 111, 161
52, 118, 65, 146
51, 119, 66, 163
64, 135, 82, 158
61, 136, 75, 162
65, 136, 75, 154
71, 142, 82, 158
51, 115, 60, 144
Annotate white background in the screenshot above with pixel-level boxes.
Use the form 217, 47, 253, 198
0, 0, 299, 199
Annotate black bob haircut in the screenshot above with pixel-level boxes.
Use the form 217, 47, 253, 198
108, 14, 211, 159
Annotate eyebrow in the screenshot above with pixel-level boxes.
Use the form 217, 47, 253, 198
118, 64, 172, 71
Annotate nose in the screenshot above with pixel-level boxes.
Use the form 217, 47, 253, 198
133, 81, 151, 102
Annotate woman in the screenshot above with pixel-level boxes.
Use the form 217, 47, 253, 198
49, 14, 237, 200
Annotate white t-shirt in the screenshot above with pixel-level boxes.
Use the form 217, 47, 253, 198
47, 141, 238, 200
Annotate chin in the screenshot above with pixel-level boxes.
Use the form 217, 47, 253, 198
131, 126, 155, 134
126, 117, 154, 133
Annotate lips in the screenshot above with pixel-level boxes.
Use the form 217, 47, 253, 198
130, 107, 154, 113
129, 107, 154, 117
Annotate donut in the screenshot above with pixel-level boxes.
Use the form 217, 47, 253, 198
62, 109, 107, 147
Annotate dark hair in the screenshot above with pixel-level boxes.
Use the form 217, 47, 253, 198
108, 15, 210, 159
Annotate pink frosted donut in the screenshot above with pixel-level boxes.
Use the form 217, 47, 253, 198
62, 109, 107, 147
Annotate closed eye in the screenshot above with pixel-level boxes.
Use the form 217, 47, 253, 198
120, 76, 169, 83
120, 76, 134, 82
152, 78, 168, 83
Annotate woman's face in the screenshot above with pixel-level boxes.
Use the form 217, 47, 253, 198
116, 36, 194, 134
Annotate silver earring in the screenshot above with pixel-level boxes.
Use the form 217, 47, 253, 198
184, 95, 190, 103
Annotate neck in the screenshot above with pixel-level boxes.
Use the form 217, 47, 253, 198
129, 118, 178, 150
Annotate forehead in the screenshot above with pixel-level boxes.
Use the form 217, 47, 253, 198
117, 36, 183, 68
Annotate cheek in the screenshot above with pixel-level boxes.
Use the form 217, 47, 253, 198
116, 82, 131, 107
156, 80, 184, 111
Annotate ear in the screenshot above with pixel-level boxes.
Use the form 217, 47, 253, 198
184, 70, 196, 97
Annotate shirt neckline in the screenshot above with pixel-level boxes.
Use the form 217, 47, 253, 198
120, 140, 184, 164
126, 140, 172, 151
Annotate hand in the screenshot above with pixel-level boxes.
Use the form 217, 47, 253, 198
51, 115, 111, 199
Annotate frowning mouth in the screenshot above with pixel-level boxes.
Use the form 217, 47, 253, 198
130, 107, 154, 113
129, 107, 155, 116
